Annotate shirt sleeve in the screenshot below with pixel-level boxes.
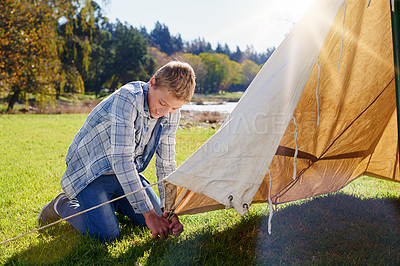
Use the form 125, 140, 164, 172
110, 89, 153, 214
155, 111, 180, 208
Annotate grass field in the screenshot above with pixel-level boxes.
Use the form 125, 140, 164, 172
0, 114, 399, 265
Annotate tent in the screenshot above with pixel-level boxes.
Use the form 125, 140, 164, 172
163, 0, 400, 218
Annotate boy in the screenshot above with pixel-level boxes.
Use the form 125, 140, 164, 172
38, 61, 196, 241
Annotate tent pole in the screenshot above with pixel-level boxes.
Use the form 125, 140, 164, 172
392, 0, 400, 151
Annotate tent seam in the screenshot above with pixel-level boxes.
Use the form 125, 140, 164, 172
316, 62, 321, 126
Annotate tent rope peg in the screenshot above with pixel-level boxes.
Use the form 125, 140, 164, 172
267, 169, 274, 234
291, 115, 298, 180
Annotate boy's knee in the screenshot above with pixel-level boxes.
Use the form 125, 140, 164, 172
89, 226, 120, 241
80, 217, 120, 241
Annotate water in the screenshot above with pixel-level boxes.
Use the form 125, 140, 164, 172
181, 102, 238, 113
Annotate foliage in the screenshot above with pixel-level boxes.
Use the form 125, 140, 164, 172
57, 0, 98, 95
107, 21, 154, 90
181, 53, 207, 92
0, 0, 62, 110
185, 37, 214, 55
241, 59, 262, 88
215, 53, 243, 91
199, 53, 227, 93
0, 0, 99, 109
0, 1, 273, 111
148, 21, 183, 55
56, 2, 154, 95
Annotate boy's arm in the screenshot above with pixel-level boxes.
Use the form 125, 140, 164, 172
155, 111, 185, 236
110, 89, 153, 214
110, 89, 170, 239
155, 110, 180, 208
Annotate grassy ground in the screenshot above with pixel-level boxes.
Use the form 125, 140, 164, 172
0, 114, 399, 265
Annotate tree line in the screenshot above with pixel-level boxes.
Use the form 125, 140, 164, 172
0, 0, 275, 111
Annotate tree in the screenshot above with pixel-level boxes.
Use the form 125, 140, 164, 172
147, 46, 170, 69
199, 53, 227, 94
181, 53, 207, 92
149, 21, 173, 55
0, 0, 98, 110
231, 46, 244, 63
240, 59, 261, 90
82, 27, 112, 96
0, 0, 63, 110
216, 43, 224, 54
57, 0, 98, 95
185, 38, 213, 55
215, 54, 243, 92
108, 21, 152, 90
171, 34, 184, 54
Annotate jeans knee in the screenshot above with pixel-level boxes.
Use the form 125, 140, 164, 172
90, 226, 120, 241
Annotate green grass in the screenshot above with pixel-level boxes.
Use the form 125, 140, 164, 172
0, 114, 400, 265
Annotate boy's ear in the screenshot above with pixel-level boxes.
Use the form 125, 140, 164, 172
149, 77, 156, 88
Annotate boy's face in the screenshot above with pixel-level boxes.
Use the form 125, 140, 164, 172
148, 77, 185, 118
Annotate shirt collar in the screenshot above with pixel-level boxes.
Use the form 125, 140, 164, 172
142, 82, 150, 118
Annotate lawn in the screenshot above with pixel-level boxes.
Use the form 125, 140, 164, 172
0, 114, 399, 265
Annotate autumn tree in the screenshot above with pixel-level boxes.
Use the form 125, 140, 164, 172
0, 0, 62, 110
199, 53, 227, 94
0, 0, 98, 111
215, 53, 243, 92
241, 59, 261, 88
181, 53, 207, 92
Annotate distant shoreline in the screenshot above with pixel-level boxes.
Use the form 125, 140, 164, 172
3, 99, 234, 125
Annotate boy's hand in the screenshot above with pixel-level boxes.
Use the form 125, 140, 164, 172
143, 209, 170, 239
162, 212, 184, 237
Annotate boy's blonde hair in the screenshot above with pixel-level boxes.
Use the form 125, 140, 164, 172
153, 61, 196, 102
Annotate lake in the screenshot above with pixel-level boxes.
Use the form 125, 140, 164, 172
181, 102, 238, 113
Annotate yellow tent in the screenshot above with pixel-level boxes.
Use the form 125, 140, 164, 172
163, 0, 400, 217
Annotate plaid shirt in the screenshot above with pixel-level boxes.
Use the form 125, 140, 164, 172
61, 82, 179, 213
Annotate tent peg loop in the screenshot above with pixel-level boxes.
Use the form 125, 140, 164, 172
166, 211, 177, 221
242, 203, 249, 210
226, 195, 234, 209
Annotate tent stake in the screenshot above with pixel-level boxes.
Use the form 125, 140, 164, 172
392, 0, 400, 158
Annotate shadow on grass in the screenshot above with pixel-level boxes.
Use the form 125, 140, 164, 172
255, 193, 400, 265
4, 193, 400, 265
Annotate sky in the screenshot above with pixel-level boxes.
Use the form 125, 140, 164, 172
101, 0, 315, 53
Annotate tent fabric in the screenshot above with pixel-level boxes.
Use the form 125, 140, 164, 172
163, 0, 399, 216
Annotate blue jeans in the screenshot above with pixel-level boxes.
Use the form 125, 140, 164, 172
56, 174, 161, 241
